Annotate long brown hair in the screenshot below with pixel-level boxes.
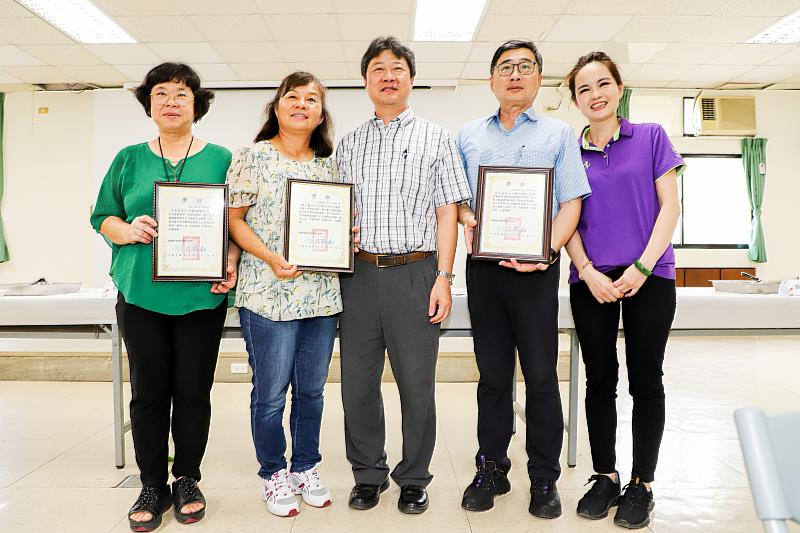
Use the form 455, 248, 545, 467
565, 51, 623, 103
254, 71, 334, 157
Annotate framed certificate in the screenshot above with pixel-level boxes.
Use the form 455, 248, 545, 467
285, 179, 354, 273
472, 165, 554, 262
152, 182, 228, 282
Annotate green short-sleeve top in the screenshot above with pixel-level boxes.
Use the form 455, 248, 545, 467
90, 142, 232, 315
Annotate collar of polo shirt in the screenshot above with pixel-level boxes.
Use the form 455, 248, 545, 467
581, 116, 633, 151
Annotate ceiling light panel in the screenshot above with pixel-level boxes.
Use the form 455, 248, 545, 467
15, 0, 136, 44
414, 0, 487, 41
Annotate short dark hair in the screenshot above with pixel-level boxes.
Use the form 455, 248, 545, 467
489, 39, 543, 75
134, 62, 214, 123
565, 51, 624, 102
254, 71, 334, 158
360, 36, 416, 78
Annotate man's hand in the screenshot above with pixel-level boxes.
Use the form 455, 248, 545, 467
428, 277, 452, 324
463, 214, 477, 254
498, 258, 550, 272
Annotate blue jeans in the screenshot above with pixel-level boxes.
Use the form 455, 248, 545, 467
239, 308, 338, 478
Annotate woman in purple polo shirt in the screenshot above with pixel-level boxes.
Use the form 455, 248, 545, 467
564, 52, 684, 530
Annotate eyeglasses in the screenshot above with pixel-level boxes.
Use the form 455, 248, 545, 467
495, 61, 537, 77
150, 90, 194, 107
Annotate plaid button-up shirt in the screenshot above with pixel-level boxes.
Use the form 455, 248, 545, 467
335, 108, 471, 255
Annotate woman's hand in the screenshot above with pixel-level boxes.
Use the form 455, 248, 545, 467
352, 225, 360, 253
211, 263, 237, 294
583, 265, 625, 303
268, 254, 302, 280
124, 215, 158, 244
612, 264, 648, 298
499, 258, 549, 272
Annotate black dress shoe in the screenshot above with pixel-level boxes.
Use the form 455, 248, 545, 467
348, 479, 390, 510
398, 485, 429, 514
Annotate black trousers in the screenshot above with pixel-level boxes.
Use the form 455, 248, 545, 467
569, 268, 676, 483
116, 293, 227, 487
467, 258, 563, 481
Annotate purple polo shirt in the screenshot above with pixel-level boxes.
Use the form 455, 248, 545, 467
568, 118, 685, 284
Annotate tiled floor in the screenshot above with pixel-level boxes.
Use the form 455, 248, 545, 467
1, 335, 799, 532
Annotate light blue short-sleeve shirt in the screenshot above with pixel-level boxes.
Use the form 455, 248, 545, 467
456, 107, 591, 217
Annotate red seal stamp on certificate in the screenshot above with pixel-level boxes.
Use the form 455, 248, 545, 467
182, 236, 201, 261
311, 229, 329, 252
503, 217, 522, 241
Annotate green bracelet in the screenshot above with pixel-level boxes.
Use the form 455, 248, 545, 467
634, 260, 652, 277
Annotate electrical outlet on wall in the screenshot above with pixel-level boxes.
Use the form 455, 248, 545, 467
230, 363, 249, 374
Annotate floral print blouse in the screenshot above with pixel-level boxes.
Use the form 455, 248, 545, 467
227, 141, 342, 321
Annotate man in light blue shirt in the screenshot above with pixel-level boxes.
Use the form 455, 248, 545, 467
455, 39, 591, 519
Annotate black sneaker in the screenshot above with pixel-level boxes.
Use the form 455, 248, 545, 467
614, 479, 654, 529
529, 478, 562, 519
461, 457, 511, 512
577, 472, 621, 520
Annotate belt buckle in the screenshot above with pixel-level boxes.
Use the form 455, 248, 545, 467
376, 255, 392, 268
376, 254, 405, 268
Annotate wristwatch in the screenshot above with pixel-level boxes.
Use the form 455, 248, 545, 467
435, 270, 455, 284
547, 248, 561, 265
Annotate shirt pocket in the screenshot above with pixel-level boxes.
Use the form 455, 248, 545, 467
399, 142, 435, 204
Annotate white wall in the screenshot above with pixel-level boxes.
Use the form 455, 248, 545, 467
2, 84, 798, 289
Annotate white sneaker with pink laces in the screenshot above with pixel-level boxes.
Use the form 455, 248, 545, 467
262, 469, 300, 517
289, 465, 332, 508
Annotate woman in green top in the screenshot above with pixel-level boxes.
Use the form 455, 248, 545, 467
90, 62, 237, 532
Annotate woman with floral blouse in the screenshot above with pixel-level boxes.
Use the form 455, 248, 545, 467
227, 71, 352, 518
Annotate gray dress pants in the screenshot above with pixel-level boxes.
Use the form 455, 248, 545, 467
339, 253, 440, 487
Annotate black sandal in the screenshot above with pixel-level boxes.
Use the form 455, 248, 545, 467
128, 485, 172, 532
172, 477, 206, 524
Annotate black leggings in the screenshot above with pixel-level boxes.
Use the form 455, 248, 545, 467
116, 293, 227, 487
570, 268, 676, 483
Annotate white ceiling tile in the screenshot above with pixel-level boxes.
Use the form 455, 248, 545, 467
767, 82, 800, 89
58, 65, 129, 85
342, 41, 373, 63
477, 14, 558, 41
0, 18, 73, 44
414, 62, 465, 79
116, 16, 204, 43
706, 43, 796, 65
545, 15, 631, 42
0, 45, 44, 66
334, 0, 413, 13
346, 62, 363, 78
625, 42, 670, 64
92, 0, 182, 16
212, 42, 284, 63
0, 0, 36, 17
190, 15, 272, 42
175, 0, 260, 14
541, 61, 573, 77
783, 72, 800, 82
767, 45, 800, 65
537, 42, 604, 63
666, 81, 722, 89
192, 63, 239, 81
467, 42, 500, 64
564, 0, 647, 15
408, 42, 473, 62
287, 62, 349, 79
256, 0, 336, 14
649, 43, 732, 65
2, 65, 75, 83
113, 64, 153, 82
488, 0, 571, 15
18, 45, 104, 65
624, 63, 694, 82
265, 14, 340, 41
230, 62, 292, 80
734, 65, 800, 83
677, 64, 757, 83
0, 68, 22, 83
84, 44, 162, 64
338, 14, 410, 40
461, 62, 491, 79
279, 42, 345, 62
611, 16, 703, 42
147, 43, 223, 63
685, 16, 781, 44
723, 0, 800, 17
641, 0, 728, 16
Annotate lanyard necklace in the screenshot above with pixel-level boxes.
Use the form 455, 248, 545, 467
158, 136, 194, 182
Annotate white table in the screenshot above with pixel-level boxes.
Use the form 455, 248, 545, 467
2, 288, 799, 469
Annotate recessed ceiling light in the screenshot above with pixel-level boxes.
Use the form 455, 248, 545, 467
746, 9, 800, 43
413, 0, 487, 42
15, 0, 136, 44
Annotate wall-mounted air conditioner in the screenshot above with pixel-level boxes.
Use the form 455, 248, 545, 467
699, 97, 756, 136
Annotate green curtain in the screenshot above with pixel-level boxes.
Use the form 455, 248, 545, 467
618, 87, 632, 120
0, 93, 9, 262
741, 138, 767, 263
